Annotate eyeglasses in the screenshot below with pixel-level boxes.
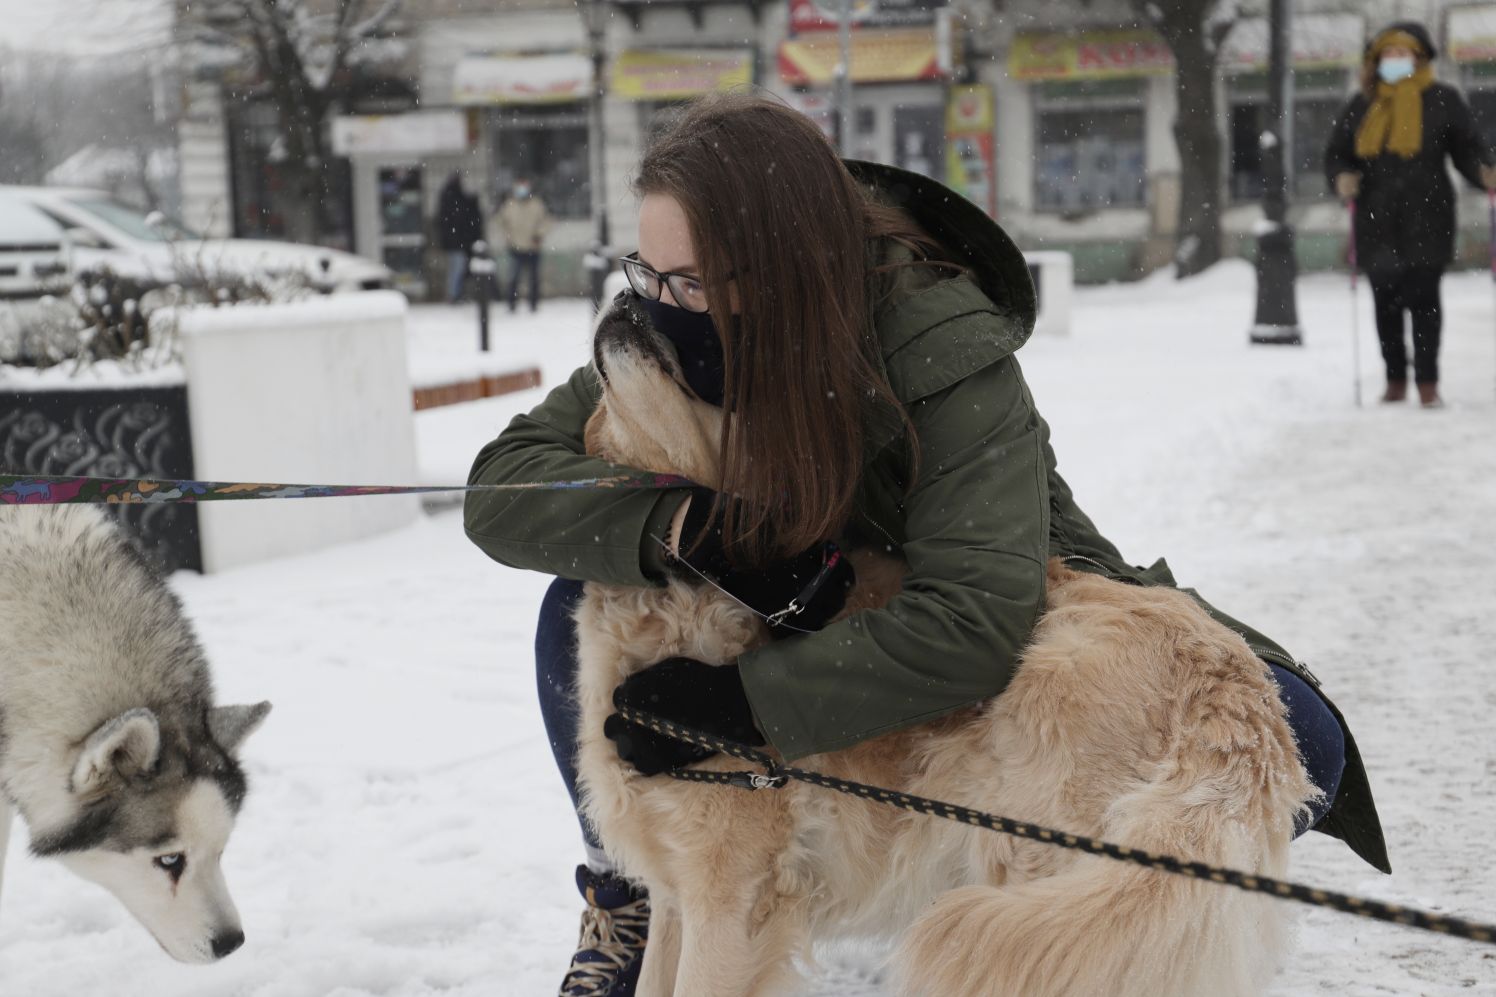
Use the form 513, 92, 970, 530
618, 254, 710, 313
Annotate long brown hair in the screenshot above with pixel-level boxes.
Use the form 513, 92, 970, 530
634, 91, 940, 565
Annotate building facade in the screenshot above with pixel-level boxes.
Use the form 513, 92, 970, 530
175, 0, 1496, 294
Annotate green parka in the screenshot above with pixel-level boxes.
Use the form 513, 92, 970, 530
464, 162, 1387, 874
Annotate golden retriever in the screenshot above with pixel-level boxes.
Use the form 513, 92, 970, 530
572, 299, 1315, 997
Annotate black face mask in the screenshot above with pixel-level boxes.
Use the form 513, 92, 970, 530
639, 296, 728, 407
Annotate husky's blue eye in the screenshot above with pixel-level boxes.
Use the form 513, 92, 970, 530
153, 853, 186, 881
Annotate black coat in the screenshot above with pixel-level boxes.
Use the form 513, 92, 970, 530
436, 179, 484, 252
1324, 82, 1491, 274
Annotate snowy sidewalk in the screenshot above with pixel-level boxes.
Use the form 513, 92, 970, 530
2, 264, 1494, 996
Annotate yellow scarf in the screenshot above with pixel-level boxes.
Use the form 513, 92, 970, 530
1355, 60, 1434, 160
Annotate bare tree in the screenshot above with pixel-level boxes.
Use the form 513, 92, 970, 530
189, 0, 405, 243
1130, 0, 1240, 278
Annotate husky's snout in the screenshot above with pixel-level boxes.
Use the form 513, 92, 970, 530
212, 928, 246, 960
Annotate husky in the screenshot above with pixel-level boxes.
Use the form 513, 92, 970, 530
572, 299, 1317, 997
0, 504, 270, 963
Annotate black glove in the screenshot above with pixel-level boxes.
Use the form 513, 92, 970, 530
672, 487, 856, 636
604, 657, 765, 775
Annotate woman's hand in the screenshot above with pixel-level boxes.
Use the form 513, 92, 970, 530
604, 657, 765, 775
668, 488, 855, 635
1335, 171, 1361, 202
1481, 164, 1496, 192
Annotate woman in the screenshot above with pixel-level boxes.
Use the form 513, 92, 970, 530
467, 93, 1386, 997
1325, 21, 1496, 408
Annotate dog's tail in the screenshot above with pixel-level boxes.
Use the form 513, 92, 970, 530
896, 715, 1313, 997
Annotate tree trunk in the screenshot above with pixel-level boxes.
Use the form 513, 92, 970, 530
1161, 26, 1224, 277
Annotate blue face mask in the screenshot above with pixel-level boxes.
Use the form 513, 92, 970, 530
1379, 56, 1416, 84
639, 295, 729, 407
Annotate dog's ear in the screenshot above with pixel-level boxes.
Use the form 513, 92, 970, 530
72, 708, 161, 793
208, 701, 272, 753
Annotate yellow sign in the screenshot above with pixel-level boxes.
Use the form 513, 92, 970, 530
611, 49, 754, 101
778, 29, 943, 86
1009, 29, 1173, 81
946, 84, 993, 133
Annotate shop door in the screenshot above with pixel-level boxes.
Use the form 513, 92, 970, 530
376, 165, 426, 295
893, 104, 946, 181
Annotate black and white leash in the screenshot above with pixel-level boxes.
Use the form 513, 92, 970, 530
611, 704, 1496, 949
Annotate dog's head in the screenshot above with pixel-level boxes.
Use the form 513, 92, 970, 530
584, 291, 725, 484
33, 701, 271, 963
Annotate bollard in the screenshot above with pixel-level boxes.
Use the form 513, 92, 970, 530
469, 240, 498, 352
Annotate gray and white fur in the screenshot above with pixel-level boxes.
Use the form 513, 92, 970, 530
0, 504, 270, 962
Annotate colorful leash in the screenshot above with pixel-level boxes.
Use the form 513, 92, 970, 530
0, 472, 697, 506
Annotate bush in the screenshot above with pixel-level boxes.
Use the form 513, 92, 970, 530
0, 261, 315, 373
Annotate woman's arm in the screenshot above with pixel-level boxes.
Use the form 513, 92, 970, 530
464, 364, 689, 585
1439, 85, 1493, 189
737, 355, 1049, 761
1323, 95, 1366, 191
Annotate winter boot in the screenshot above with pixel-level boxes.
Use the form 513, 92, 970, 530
1417, 382, 1444, 409
559, 865, 649, 996
1380, 381, 1408, 403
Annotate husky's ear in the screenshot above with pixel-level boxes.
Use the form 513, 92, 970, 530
72, 708, 161, 793
208, 701, 272, 753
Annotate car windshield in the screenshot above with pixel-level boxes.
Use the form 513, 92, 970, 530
63, 196, 200, 242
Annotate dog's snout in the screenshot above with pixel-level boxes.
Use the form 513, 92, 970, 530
211, 929, 245, 959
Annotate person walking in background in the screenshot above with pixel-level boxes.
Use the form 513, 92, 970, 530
497, 177, 552, 313
436, 172, 485, 304
1325, 21, 1496, 409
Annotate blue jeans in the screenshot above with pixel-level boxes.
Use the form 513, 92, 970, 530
445, 250, 467, 303
534, 577, 1344, 849
508, 250, 541, 311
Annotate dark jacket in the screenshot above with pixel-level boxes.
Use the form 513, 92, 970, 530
464, 161, 1388, 874
1324, 81, 1492, 274
436, 178, 484, 253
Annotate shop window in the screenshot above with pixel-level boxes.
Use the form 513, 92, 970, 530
1034, 80, 1146, 214
227, 99, 353, 249
491, 104, 590, 220
1228, 70, 1349, 202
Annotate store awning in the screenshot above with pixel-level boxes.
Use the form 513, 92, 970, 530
1449, 5, 1496, 62
453, 53, 592, 105
611, 49, 754, 101
778, 28, 945, 86
1222, 13, 1365, 70
1008, 29, 1173, 81
330, 112, 471, 156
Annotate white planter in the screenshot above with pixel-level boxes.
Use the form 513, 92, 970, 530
1025, 251, 1074, 338
177, 291, 418, 573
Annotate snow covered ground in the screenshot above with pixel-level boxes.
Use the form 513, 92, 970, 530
3, 263, 1495, 996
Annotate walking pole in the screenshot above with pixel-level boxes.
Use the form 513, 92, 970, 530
1489, 189, 1496, 401
1349, 199, 1362, 408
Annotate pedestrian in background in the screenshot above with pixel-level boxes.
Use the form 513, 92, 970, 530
1325, 21, 1496, 408
436, 172, 485, 304
497, 177, 552, 313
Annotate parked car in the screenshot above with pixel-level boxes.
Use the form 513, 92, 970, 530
0, 186, 391, 298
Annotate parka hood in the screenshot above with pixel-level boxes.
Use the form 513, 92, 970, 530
845, 159, 1037, 347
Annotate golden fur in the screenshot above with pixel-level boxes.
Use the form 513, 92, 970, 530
573, 322, 1316, 996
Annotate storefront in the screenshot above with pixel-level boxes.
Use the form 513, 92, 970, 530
1007, 29, 1171, 217
610, 47, 754, 145
1448, 5, 1496, 147
778, 0, 952, 180
1220, 13, 1362, 203
337, 111, 476, 296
